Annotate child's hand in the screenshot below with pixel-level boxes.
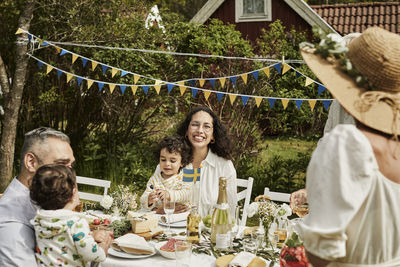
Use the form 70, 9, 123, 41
157, 190, 170, 202
148, 191, 159, 206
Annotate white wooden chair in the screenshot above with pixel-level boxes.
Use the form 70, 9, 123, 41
264, 187, 290, 203
76, 176, 111, 202
237, 177, 254, 226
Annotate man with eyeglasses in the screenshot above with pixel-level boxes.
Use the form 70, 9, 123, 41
0, 127, 112, 266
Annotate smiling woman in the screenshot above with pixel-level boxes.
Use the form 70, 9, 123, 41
176, 107, 238, 217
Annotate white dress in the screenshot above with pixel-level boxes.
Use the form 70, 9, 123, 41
299, 125, 400, 266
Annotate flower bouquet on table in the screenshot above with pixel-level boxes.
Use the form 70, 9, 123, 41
279, 232, 310, 267
99, 184, 139, 217
247, 195, 292, 247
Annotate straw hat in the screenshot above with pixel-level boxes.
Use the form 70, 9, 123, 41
301, 27, 400, 135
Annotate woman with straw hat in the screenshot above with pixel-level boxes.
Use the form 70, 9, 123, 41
297, 27, 400, 266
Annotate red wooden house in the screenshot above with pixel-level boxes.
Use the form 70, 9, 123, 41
191, 0, 400, 42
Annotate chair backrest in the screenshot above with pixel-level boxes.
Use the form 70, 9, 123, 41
264, 187, 290, 203
76, 176, 111, 202
237, 177, 254, 227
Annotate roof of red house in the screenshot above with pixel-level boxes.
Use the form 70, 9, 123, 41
311, 2, 400, 35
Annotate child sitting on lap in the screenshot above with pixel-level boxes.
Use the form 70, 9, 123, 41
140, 135, 192, 211
30, 164, 107, 267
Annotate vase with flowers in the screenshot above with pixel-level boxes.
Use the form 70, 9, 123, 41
247, 195, 292, 248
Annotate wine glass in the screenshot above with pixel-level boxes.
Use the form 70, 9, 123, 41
163, 200, 175, 236
293, 203, 309, 218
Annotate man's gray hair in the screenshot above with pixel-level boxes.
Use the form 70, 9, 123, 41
20, 127, 70, 169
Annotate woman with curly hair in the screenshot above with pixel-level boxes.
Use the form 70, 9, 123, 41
176, 106, 237, 217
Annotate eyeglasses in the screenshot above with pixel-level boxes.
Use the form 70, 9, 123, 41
189, 122, 213, 133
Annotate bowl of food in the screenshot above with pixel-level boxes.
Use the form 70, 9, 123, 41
154, 238, 178, 259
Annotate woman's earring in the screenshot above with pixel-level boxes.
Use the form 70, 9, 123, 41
210, 138, 215, 144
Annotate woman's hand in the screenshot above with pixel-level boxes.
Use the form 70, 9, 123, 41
290, 188, 308, 210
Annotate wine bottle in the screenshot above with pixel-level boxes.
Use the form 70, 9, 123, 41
211, 177, 232, 250
186, 206, 201, 244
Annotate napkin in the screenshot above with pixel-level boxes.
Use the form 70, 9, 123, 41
228, 252, 255, 267
111, 233, 154, 255
160, 211, 189, 224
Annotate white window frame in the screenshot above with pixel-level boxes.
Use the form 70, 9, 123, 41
235, 0, 272, 23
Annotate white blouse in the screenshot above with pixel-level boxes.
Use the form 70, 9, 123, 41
299, 125, 400, 266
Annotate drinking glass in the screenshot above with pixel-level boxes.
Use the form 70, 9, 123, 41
243, 236, 257, 254
230, 206, 240, 249
164, 200, 175, 236
293, 203, 309, 218
272, 219, 288, 250
175, 240, 192, 267
251, 220, 265, 252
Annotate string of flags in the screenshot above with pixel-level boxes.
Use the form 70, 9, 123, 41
18, 28, 333, 110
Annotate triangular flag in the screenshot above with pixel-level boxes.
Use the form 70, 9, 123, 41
274, 63, 281, 74
60, 49, 68, 56
241, 95, 249, 105
240, 74, 248, 84
229, 94, 237, 105
98, 82, 104, 91
251, 71, 259, 81
46, 65, 53, 74
203, 91, 211, 100
87, 80, 94, 89
38, 61, 43, 69
199, 79, 205, 87
295, 100, 303, 110
91, 61, 98, 71
262, 67, 270, 78
268, 98, 276, 108
305, 77, 314, 86
154, 84, 162, 94
134, 74, 140, 84
322, 100, 331, 110
121, 71, 128, 77
66, 73, 73, 82
219, 78, 226, 87
167, 84, 174, 94
255, 97, 262, 107
142, 85, 149, 95
27, 34, 32, 42
191, 88, 198, 98
77, 77, 83, 86
109, 84, 116, 94
295, 71, 301, 78
189, 80, 196, 87
111, 68, 118, 78
57, 70, 62, 79
216, 93, 224, 102
282, 63, 291, 74
41, 41, 49, 46
55, 46, 61, 54
230, 77, 237, 86
318, 84, 327, 95
72, 54, 78, 64
178, 82, 185, 96
82, 58, 88, 68
131, 85, 138, 95
15, 28, 24, 34
281, 99, 289, 110
308, 100, 317, 111
101, 65, 108, 74
209, 79, 216, 88
120, 85, 126, 94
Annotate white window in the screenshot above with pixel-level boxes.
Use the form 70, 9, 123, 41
235, 0, 272, 22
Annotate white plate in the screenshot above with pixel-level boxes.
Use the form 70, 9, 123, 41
108, 247, 156, 259
158, 220, 187, 228
154, 241, 176, 259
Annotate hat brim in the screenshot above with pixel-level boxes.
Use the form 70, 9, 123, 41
301, 50, 399, 135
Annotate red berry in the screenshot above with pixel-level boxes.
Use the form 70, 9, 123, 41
103, 219, 110, 225
93, 219, 101, 225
